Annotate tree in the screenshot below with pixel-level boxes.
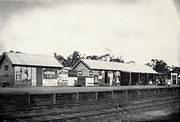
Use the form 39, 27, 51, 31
171, 66, 180, 74
99, 54, 111, 61
54, 53, 65, 64
146, 59, 170, 73
86, 55, 99, 60
63, 55, 72, 67
126, 61, 135, 64
62, 51, 81, 67
71, 51, 80, 66
86, 53, 125, 63
110, 56, 124, 63
110, 58, 124, 63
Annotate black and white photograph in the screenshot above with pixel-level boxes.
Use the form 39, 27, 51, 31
0, 0, 180, 121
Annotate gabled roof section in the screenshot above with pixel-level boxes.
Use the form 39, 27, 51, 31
2, 52, 63, 68
73, 59, 159, 74
72, 59, 91, 70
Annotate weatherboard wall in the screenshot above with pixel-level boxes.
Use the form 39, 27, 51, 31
0, 56, 14, 87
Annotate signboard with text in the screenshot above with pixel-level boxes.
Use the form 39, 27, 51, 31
43, 68, 57, 79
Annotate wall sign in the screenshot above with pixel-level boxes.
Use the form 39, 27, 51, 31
43, 68, 57, 79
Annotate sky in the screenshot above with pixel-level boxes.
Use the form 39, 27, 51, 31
0, 0, 180, 66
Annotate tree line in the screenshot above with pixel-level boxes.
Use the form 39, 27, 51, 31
55, 51, 125, 67
54, 51, 180, 75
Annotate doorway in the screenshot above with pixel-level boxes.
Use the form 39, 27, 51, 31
36, 67, 42, 87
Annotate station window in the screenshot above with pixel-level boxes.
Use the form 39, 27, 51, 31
4, 65, 9, 76
89, 70, 93, 76
94, 75, 98, 84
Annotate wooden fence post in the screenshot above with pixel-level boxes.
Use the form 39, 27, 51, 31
173, 88, 176, 95
157, 88, 159, 95
27, 94, 31, 105
112, 91, 114, 99
95, 92, 98, 100
53, 93, 56, 104
76, 92, 79, 102
148, 89, 151, 96
137, 90, 140, 97
125, 90, 128, 98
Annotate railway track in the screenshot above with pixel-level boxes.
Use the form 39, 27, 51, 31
1, 96, 179, 122
26, 99, 180, 122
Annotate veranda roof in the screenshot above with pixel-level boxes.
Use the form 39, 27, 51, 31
74, 59, 159, 74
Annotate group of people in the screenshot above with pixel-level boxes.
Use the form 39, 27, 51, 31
137, 78, 170, 86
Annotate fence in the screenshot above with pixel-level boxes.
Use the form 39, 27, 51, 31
0, 86, 179, 107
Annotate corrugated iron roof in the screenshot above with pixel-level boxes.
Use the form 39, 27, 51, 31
4, 52, 63, 68
76, 59, 158, 74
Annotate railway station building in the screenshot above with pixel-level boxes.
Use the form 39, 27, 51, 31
0, 52, 63, 87
72, 59, 162, 86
